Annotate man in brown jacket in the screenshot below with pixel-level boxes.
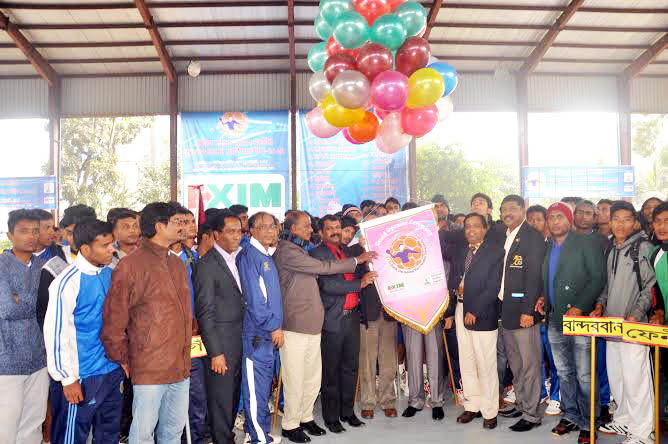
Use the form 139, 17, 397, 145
274, 210, 375, 443
101, 202, 193, 444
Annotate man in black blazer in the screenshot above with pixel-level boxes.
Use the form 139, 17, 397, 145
496, 195, 547, 432
444, 213, 504, 430
309, 215, 376, 434
194, 211, 245, 444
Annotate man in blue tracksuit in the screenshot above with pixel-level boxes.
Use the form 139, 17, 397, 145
237, 211, 284, 444
44, 219, 124, 444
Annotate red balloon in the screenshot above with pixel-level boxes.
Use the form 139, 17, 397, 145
395, 37, 430, 77
323, 53, 357, 84
386, 0, 406, 11
355, 42, 393, 83
353, 0, 391, 25
343, 128, 365, 144
401, 105, 438, 137
326, 36, 360, 58
348, 111, 379, 143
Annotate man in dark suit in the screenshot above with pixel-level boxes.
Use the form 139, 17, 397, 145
497, 195, 547, 432
444, 213, 504, 430
194, 210, 245, 444
309, 215, 377, 434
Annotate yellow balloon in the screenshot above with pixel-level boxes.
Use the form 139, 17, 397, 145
406, 68, 445, 109
322, 95, 365, 128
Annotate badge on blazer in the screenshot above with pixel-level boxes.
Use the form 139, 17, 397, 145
263, 261, 270, 272
510, 255, 523, 268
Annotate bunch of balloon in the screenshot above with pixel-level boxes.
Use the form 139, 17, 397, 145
305, 0, 460, 153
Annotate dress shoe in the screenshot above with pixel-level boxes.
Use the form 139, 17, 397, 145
325, 421, 346, 434
552, 419, 579, 436
401, 406, 422, 418
384, 408, 398, 418
577, 430, 596, 444
498, 407, 522, 418
340, 415, 365, 427
456, 411, 482, 424
432, 407, 445, 421
483, 417, 497, 430
300, 421, 326, 436
510, 419, 541, 432
360, 409, 374, 419
281, 427, 311, 443
599, 406, 612, 425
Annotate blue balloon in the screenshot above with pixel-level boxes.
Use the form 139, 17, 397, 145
427, 61, 458, 97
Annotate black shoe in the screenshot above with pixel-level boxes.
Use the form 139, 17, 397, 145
282, 427, 312, 443
340, 415, 365, 427
300, 421, 326, 436
325, 421, 346, 434
599, 406, 612, 425
552, 419, 579, 436
578, 430, 596, 444
510, 419, 541, 432
432, 407, 445, 420
402, 406, 422, 417
499, 407, 522, 418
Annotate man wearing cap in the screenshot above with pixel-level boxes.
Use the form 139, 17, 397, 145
542, 203, 606, 443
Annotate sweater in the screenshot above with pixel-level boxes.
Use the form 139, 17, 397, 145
0, 250, 47, 375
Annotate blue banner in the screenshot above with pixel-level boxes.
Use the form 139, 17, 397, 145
523, 166, 635, 198
180, 112, 290, 218
0, 176, 57, 209
298, 112, 408, 216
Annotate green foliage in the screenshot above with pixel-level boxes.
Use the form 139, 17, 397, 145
48, 116, 155, 216
0, 238, 11, 252
632, 114, 668, 200
135, 161, 174, 207
632, 115, 664, 158
416, 142, 520, 213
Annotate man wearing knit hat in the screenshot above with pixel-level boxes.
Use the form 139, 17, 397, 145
542, 202, 606, 443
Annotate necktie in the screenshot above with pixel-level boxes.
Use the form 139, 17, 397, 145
464, 245, 476, 274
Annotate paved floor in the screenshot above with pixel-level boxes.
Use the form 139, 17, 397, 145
234, 395, 626, 444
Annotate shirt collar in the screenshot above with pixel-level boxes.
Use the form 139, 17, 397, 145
214, 243, 242, 261
75, 252, 105, 274
250, 236, 276, 256
506, 220, 525, 238
33, 248, 46, 256
143, 238, 170, 258
468, 242, 482, 251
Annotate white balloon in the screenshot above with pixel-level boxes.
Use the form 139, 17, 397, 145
308, 71, 332, 103
436, 96, 454, 122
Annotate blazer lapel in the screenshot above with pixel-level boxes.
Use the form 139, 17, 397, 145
505, 222, 525, 267
212, 248, 241, 294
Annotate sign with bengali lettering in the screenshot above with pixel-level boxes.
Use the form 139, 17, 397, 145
0, 176, 57, 209
562, 316, 624, 338
622, 321, 668, 348
191, 335, 208, 358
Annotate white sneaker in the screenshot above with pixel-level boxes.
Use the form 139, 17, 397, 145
269, 434, 282, 443
622, 436, 653, 444
545, 399, 561, 416
540, 394, 549, 404
503, 387, 516, 404
244, 433, 251, 444
235, 413, 245, 431
598, 420, 630, 436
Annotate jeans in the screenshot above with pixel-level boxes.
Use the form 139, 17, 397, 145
548, 325, 598, 430
541, 324, 560, 401
596, 337, 611, 407
130, 378, 190, 444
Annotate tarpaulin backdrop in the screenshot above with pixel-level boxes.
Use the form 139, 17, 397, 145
180, 112, 290, 218
359, 205, 448, 333
298, 111, 408, 216
0, 176, 57, 209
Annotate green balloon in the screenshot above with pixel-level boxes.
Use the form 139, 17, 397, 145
307, 42, 328, 72
314, 14, 333, 40
332, 11, 370, 49
370, 14, 407, 51
394, 2, 427, 37
320, 0, 353, 27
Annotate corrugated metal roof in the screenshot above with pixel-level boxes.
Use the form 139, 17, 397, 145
0, 78, 48, 117
529, 75, 618, 111
631, 77, 668, 113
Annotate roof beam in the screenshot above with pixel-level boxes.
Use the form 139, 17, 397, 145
423, 0, 442, 39
622, 33, 668, 79
134, 0, 175, 82
0, 11, 58, 86
519, 0, 584, 76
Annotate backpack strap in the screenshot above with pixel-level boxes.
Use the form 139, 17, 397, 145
629, 238, 643, 292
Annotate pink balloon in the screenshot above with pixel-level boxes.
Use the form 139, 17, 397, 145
378, 112, 412, 151
343, 127, 364, 144
374, 107, 391, 120
401, 105, 438, 137
305, 107, 341, 138
370, 70, 409, 112
376, 134, 402, 154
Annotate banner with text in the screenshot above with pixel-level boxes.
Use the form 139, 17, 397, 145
523, 166, 635, 199
0, 176, 56, 209
359, 205, 448, 334
181, 112, 290, 218
298, 111, 408, 216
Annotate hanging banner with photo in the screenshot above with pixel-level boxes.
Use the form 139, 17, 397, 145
181, 112, 290, 218
0, 176, 56, 209
298, 111, 408, 216
359, 205, 448, 334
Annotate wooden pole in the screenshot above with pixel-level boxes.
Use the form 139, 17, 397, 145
655, 346, 661, 444
354, 374, 360, 406
272, 366, 282, 432
590, 336, 596, 444
442, 329, 458, 405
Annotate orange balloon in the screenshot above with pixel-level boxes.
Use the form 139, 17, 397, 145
348, 111, 379, 143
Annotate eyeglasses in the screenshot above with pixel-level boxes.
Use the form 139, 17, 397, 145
255, 224, 278, 231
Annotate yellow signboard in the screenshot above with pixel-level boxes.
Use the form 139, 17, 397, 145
191, 335, 208, 358
623, 322, 668, 348
562, 316, 624, 338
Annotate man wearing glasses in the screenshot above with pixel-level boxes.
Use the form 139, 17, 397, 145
237, 212, 284, 444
